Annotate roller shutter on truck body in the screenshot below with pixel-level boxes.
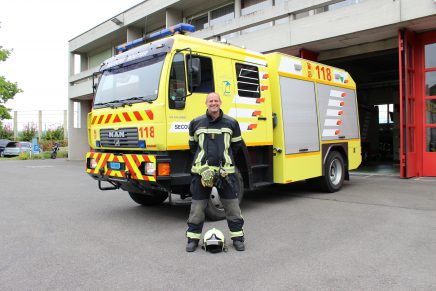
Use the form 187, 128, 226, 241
266, 52, 360, 184
317, 84, 360, 141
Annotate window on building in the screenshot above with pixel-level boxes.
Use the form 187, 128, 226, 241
73, 102, 81, 128
74, 54, 81, 74
328, 0, 364, 11
235, 63, 260, 98
190, 14, 209, 30
241, 0, 272, 15
240, 0, 273, 33
274, 0, 288, 5
294, 11, 310, 20
210, 3, 235, 26
377, 104, 394, 124
314, 6, 328, 14
187, 55, 214, 93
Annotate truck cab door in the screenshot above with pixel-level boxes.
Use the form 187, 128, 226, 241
166, 52, 216, 150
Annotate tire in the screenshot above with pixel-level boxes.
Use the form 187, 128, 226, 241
205, 169, 244, 221
320, 151, 345, 193
51, 152, 57, 159
128, 190, 168, 206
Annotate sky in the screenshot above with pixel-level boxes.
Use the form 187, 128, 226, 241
0, 0, 144, 128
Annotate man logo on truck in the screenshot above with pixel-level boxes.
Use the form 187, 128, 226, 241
108, 131, 125, 138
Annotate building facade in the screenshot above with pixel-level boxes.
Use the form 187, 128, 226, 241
68, 0, 436, 177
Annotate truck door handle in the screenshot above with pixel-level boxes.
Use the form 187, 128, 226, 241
299, 148, 308, 152
257, 117, 267, 120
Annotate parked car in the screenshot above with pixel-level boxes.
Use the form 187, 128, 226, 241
2, 141, 32, 157
0, 139, 11, 157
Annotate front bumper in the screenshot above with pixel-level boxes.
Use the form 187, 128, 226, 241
86, 152, 157, 182
85, 152, 191, 193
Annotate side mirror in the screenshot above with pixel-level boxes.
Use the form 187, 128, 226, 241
169, 98, 186, 110
188, 58, 202, 87
92, 73, 101, 93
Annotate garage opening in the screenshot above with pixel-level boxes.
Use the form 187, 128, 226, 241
324, 49, 400, 175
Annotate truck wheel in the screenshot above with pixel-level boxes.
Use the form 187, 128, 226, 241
205, 169, 244, 221
128, 190, 168, 206
320, 151, 345, 193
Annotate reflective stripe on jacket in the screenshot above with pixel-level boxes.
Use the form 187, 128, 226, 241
189, 109, 243, 174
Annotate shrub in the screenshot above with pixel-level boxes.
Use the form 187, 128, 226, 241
42, 126, 64, 141
20, 123, 37, 141
17, 152, 30, 160
39, 139, 68, 151
0, 123, 13, 139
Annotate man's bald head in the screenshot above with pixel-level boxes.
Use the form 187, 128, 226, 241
205, 92, 221, 104
205, 92, 222, 119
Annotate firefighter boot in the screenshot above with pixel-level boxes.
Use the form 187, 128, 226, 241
186, 239, 199, 252
233, 239, 245, 251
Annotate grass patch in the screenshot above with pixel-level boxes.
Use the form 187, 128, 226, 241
0, 150, 68, 160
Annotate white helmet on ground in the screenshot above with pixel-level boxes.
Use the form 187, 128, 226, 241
203, 228, 226, 253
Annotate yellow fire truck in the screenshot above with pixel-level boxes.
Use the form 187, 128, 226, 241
86, 24, 361, 220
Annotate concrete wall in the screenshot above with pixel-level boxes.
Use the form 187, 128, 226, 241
68, 99, 91, 160
67, 0, 436, 160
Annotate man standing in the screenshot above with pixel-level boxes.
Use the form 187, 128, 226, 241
185, 92, 245, 252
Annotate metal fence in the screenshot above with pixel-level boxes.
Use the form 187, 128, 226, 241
2, 110, 68, 140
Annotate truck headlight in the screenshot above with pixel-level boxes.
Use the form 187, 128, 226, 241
144, 162, 155, 176
88, 158, 98, 169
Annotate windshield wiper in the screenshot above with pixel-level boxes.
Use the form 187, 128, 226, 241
123, 96, 154, 104
94, 100, 128, 108
94, 97, 154, 108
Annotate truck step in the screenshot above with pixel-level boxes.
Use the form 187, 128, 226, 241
251, 164, 270, 169
253, 181, 273, 188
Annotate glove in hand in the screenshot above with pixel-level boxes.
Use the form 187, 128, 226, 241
200, 168, 215, 188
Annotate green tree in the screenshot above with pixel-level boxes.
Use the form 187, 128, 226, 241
43, 126, 64, 140
1, 34, 23, 121
20, 123, 37, 141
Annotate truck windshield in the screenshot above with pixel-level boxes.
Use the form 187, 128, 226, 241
94, 55, 165, 108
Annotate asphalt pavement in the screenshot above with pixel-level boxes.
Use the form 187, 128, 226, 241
0, 159, 435, 290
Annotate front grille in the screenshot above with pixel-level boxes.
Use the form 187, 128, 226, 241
100, 127, 139, 148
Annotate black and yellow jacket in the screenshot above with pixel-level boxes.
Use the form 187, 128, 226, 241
189, 109, 243, 174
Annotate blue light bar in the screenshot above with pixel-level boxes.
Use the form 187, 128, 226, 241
138, 140, 146, 148
116, 38, 146, 55
147, 23, 195, 42
96, 140, 101, 147
116, 23, 195, 54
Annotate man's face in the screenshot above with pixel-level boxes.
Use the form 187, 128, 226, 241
206, 94, 221, 114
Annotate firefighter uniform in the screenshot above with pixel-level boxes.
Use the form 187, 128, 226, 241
186, 109, 244, 242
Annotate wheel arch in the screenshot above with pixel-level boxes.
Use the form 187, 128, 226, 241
322, 143, 349, 180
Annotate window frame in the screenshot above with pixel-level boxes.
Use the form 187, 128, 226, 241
186, 54, 215, 93
235, 62, 260, 98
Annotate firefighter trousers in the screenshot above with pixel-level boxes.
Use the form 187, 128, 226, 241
186, 174, 244, 241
